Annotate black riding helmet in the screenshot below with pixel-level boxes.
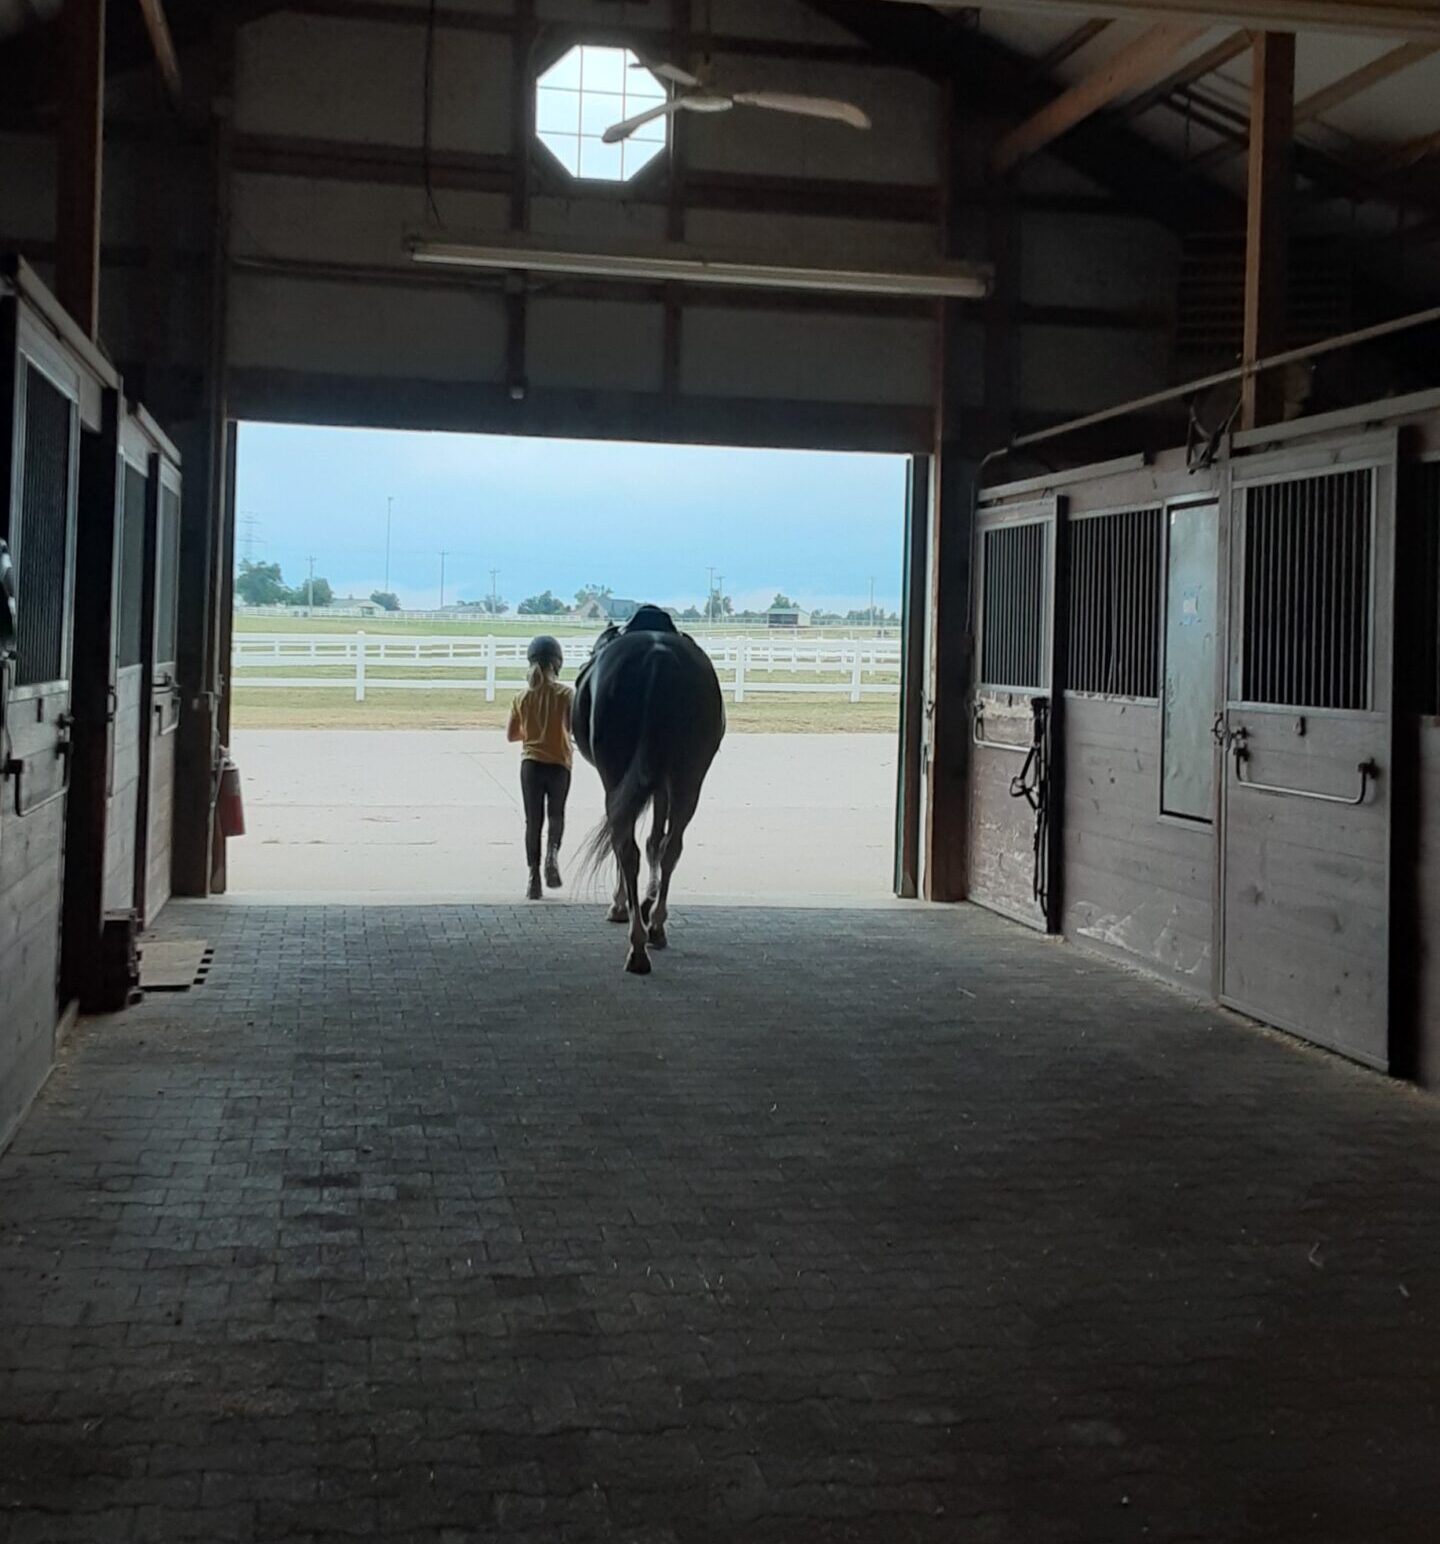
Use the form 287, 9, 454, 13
527, 635, 564, 672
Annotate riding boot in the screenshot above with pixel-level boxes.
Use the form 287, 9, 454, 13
545, 844, 562, 889
526, 867, 542, 901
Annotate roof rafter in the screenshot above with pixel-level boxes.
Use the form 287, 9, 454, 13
994, 22, 1209, 173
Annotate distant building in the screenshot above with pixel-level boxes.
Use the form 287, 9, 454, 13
574, 597, 608, 622
604, 597, 640, 622
767, 603, 811, 628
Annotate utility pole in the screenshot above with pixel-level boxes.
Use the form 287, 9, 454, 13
707, 565, 716, 623
306, 555, 315, 616
868, 576, 875, 630
239, 511, 262, 565
385, 496, 393, 593
439, 550, 448, 611
717, 574, 724, 622
490, 567, 499, 616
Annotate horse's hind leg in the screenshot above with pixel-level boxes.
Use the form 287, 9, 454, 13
647, 785, 699, 950
607, 868, 628, 924
642, 790, 670, 925
613, 822, 649, 974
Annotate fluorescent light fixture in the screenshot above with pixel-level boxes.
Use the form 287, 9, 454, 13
408, 232, 991, 300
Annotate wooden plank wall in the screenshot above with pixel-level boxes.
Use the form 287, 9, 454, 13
144, 709, 176, 921
0, 791, 65, 1151
1061, 698, 1215, 991
103, 664, 143, 912
1417, 721, 1440, 1085
968, 727, 1046, 929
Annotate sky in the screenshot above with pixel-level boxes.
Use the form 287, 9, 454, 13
235, 424, 909, 616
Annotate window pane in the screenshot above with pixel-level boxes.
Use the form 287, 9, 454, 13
623, 137, 666, 177
540, 48, 581, 92
580, 91, 625, 139
626, 68, 667, 104
581, 45, 626, 95
535, 86, 580, 136
578, 135, 624, 180
537, 130, 581, 176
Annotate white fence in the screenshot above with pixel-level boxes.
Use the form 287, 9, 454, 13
232, 632, 902, 704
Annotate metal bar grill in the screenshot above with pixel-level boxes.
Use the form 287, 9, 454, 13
117, 464, 147, 669
1241, 468, 1372, 710
979, 522, 1046, 690
15, 365, 73, 687
1067, 507, 1161, 698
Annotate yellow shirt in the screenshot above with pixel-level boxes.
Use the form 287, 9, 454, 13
508, 679, 574, 768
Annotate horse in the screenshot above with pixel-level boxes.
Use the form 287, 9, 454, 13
574, 605, 725, 974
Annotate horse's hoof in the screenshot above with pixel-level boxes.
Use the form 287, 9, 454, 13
625, 949, 652, 975
607, 904, 629, 924
647, 924, 667, 949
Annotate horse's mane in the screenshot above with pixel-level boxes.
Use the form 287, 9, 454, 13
624, 604, 678, 634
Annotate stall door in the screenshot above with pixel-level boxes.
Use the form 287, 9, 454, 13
137, 463, 181, 922
968, 497, 1060, 930
0, 333, 80, 1144
103, 457, 147, 912
1220, 436, 1396, 1067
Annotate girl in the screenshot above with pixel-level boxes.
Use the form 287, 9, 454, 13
507, 635, 573, 900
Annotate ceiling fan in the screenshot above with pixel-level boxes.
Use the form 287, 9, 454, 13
602, 59, 872, 144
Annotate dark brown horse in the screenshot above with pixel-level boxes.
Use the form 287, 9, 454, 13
574, 606, 725, 974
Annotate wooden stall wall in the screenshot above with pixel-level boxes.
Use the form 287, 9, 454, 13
1419, 721, 1440, 1086
1059, 455, 1220, 994
0, 276, 100, 1152
102, 453, 148, 915
1062, 697, 1215, 992
141, 461, 182, 923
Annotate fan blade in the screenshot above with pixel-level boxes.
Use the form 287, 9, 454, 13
729, 92, 871, 129
602, 98, 685, 144
636, 59, 700, 88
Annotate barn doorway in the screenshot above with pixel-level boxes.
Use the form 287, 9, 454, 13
224, 424, 916, 905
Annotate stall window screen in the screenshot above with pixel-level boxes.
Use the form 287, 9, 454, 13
1068, 507, 1162, 698
1241, 468, 1372, 710
116, 464, 147, 668
14, 364, 73, 687
980, 521, 1047, 689
155, 484, 180, 665
1421, 462, 1440, 716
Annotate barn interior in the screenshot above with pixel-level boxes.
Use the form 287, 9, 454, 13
4, 0, 1440, 1537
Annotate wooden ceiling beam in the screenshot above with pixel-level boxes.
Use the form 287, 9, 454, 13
890, 1, 1440, 44
135, 0, 180, 98
1241, 31, 1294, 429
1030, 16, 1112, 74
993, 21, 1208, 172
1116, 28, 1251, 123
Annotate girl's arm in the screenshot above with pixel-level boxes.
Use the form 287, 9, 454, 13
562, 691, 574, 742
506, 699, 523, 742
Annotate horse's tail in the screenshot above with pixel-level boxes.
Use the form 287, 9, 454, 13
576, 645, 668, 886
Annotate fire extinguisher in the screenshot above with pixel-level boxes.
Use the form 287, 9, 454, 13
217, 750, 246, 837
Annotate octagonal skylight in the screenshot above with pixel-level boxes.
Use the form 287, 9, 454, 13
536, 44, 668, 183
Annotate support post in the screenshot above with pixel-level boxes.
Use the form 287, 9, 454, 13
484, 636, 496, 703
849, 644, 863, 703
734, 639, 747, 704
355, 630, 366, 702
1241, 32, 1295, 431
56, 0, 106, 338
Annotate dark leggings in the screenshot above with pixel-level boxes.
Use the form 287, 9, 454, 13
520, 761, 571, 868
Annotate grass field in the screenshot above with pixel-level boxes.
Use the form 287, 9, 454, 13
231, 615, 901, 733
230, 689, 899, 734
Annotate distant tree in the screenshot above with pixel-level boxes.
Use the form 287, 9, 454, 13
370, 590, 401, 611
575, 583, 613, 606
235, 560, 288, 606
770, 593, 796, 610
285, 576, 333, 608
519, 590, 565, 615
480, 595, 510, 615
680, 605, 701, 621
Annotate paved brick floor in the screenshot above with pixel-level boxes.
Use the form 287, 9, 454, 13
2, 902, 1439, 1544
